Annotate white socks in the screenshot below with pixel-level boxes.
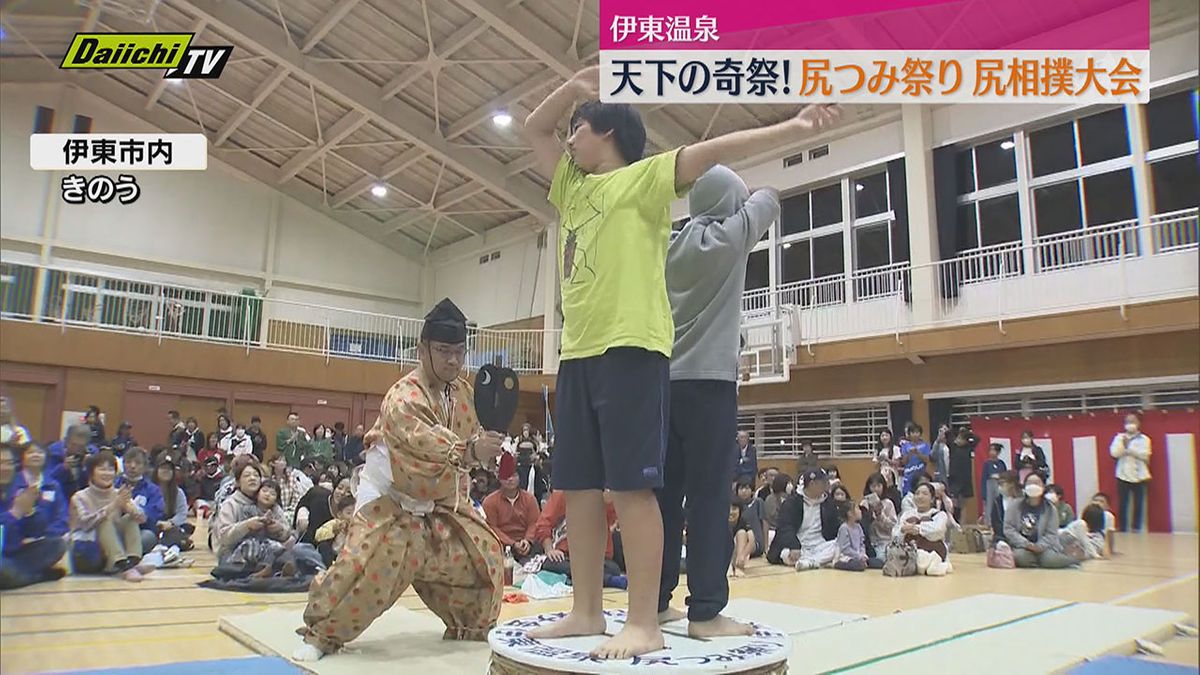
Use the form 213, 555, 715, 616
292, 643, 325, 662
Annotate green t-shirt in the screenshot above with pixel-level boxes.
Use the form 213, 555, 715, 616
549, 149, 682, 361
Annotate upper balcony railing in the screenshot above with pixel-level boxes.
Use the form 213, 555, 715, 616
0, 264, 556, 374
2, 208, 1195, 374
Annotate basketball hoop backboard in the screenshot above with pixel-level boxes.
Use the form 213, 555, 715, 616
739, 311, 794, 386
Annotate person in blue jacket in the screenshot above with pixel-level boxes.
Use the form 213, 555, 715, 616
115, 447, 164, 553
46, 424, 98, 472
0, 444, 68, 589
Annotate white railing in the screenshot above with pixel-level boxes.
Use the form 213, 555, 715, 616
2, 208, 1195, 376
0, 262, 559, 374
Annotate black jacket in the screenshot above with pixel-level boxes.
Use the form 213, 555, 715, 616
766, 493, 841, 564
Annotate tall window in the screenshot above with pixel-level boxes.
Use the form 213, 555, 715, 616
1028, 108, 1136, 237
778, 182, 846, 306
954, 136, 1021, 251
1145, 89, 1199, 216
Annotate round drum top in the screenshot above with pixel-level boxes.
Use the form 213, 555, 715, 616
488, 609, 791, 673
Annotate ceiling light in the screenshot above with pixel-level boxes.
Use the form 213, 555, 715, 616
1000, 140, 1016, 150
492, 112, 513, 128
371, 184, 388, 198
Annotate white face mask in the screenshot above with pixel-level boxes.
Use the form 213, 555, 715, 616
1024, 484, 1044, 499
1045, 492, 1059, 504
1125, 423, 1138, 434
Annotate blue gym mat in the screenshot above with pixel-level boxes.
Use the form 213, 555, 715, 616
68, 656, 300, 675
1068, 656, 1199, 675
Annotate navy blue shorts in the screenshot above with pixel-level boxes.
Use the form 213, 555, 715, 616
552, 347, 669, 492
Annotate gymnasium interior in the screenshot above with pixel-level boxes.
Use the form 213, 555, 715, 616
0, 0, 1197, 673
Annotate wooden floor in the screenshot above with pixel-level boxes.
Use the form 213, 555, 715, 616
1, 528, 1196, 674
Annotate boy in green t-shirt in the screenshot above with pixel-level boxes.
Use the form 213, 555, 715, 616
522, 65, 839, 659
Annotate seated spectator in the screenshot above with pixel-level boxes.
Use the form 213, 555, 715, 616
0, 394, 33, 450
534, 488, 620, 580
931, 482, 960, 532
215, 414, 234, 452
194, 454, 224, 515
183, 417, 205, 462
860, 473, 897, 567
227, 424, 253, 457
900, 473, 934, 513
755, 467, 780, 502
735, 479, 766, 562
824, 465, 842, 488
768, 468, 840, 571
218, 474, 293, 576
835, 501, 881, 571
116, 447, 165, 554
894, 482, 953, 576
151, 455, 194, 551
340, 424, 365, 466
214, 464, 266, 558
47, 424, 98, 473
830, 483, 852, 506
69, 451, 154, 582
1091, 492, 1118, 555
482, 453, 541, 562
308, 425, 335, 465
108, 422, 138, 457
1061, 504, 1110, 559
276, 454, 319, 528
314, 493, 356, 566
207, 454, 260, 548
1046, 483, 1075, 528
295, 474, 352, 547
0, 444, 67, 589
729, 499, 755, 578
988, 471, 1021, 547
469, 467, 495, 515
762, 472, 791, 537
85, 406, 106, 447
49, 429, 93, 501
197, 433, 226, 472
1003, 473, 1077, 569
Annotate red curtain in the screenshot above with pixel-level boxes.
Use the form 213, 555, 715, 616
969, 409, 1199, 533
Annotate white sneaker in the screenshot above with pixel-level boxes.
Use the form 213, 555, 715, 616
794, 559, 819, 571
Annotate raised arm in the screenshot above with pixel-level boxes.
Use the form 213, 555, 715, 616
523, 67, 599, 178
675, 105, 840, 190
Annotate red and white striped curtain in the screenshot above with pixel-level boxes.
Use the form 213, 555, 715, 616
969, 409, 1199, 533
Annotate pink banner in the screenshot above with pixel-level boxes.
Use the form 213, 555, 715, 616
600, 0, 1149, 51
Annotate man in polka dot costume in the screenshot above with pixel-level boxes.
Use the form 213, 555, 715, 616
294, 298, 507, 661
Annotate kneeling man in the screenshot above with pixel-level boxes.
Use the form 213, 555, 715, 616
294, 298, 506, 661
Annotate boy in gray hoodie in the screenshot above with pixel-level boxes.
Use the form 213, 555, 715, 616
657, 165, 779, 638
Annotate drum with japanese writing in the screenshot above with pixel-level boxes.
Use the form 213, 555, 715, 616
488, 609, 790, 674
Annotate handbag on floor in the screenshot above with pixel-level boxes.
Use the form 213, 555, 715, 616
987, 541, 1016, 569
882, 542, 918, 577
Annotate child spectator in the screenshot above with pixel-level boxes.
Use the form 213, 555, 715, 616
988, 471, 1020, 547
728, 499, 755, 578
1063, 504, 1110, 559
152, 455, 194, 551
876, 428, 902, 490
899, 422, 932, 496
830, 484, 852, 506
834, 501, 880, 571
1045, 484, 1075, 528
314, 494, 356, 566
979, 443, 1007, 523
768, 469, 840, 571
1091, 492, 1118, 555
762, 473, 791, 536
228, 424, 253, 457
0, 444, 67, 589
69, 451, 154, 582
860, 473, 897, 566
825, 465, 842, 488
735, 480, 765, 561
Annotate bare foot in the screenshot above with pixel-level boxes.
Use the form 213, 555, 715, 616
122, 569, 143, 583
591, 623, 664, 660
657, 607, 686, 624
135, 563, 156, 575
527, 611, 607, 640
782, 550, 800, 566
688, 614, 756, 639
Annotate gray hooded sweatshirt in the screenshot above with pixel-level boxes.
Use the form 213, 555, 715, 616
666, 165, 780, 381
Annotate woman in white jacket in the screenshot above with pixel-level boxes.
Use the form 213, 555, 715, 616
893, 482, 952, 576
1110, 413, 1151, 532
